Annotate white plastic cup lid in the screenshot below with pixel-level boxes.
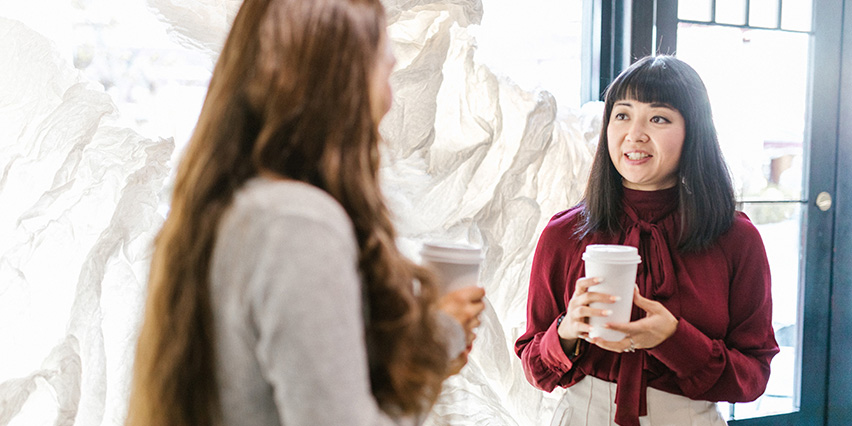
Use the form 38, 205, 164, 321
420, 241, 483, 264
581, 244, 641, 264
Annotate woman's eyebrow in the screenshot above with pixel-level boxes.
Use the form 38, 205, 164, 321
649, 102, 675, 109
614, 101, 633, 107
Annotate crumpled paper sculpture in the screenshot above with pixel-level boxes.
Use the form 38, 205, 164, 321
0, 0, 603, 424
0, 16, 173, 426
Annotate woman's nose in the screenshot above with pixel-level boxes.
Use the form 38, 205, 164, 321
626, 121, 648, 142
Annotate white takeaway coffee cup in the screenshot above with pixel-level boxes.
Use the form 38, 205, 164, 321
582, 244, 641, 342
420, 241, 483, 293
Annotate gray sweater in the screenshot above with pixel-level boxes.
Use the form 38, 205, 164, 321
210, 178, 457, 425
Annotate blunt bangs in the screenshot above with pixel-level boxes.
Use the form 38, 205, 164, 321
605, 56, 706, 122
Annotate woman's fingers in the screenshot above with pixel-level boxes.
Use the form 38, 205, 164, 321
603, 321, 640, 336
560, 276, 621, 341
464, 300, 485, 322
570, 287, 618, 319
574, 278, 620, 305
601, 289, 678, 349
588, 336, 633, 353
573, 276, 601, 296
467, 316, 481, 330
631, 286, 660, 313
570, 304, 612, 321
466, 329, 477, 345
437, 285, 486, 331
457, 286, 486, 330
446, 347, 470, 375
455, 285, 485, 302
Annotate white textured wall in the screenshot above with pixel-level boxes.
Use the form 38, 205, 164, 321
0, 16, 173, 425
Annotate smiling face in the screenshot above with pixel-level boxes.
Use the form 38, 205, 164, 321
607, 99, 686, 191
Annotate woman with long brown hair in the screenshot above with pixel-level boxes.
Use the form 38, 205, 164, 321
125, 0, 485, 424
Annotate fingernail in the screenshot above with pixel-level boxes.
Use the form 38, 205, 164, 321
594, 277, 602, 283
611, 296, 621, 302
602, 309, 613, 316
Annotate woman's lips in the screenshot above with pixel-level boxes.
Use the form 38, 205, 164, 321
625, 151, 650, 160
624, 151, 652, 164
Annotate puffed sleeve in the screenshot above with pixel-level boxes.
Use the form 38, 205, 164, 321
647, 214, 779, 401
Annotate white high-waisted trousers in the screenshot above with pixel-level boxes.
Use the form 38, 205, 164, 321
550, 376, 728, 426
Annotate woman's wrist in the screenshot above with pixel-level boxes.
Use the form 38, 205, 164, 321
560, 337, 581, 360
556, 313, 581, 358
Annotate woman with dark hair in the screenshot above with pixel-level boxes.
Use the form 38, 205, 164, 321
515, 55, 778, 426
125, 0, 485, 425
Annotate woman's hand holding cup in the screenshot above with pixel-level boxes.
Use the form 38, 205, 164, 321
595, 286, 678, 353
559, 277, 619, 344
438, 285, 485, 374
438, 285, 486, 342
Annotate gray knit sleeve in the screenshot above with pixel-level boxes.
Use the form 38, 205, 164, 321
248, 214, 411, 425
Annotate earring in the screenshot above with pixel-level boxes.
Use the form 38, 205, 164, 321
681, 176, 693, 195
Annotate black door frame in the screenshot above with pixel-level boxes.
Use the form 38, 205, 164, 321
583, 0, 851, 424
827, 2, 852, 424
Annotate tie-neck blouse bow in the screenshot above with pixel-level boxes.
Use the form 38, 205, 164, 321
615, 186, 681, 426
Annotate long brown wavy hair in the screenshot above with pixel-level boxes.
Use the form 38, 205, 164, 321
125, 0, 450, 424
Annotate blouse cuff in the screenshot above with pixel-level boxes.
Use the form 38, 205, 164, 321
647, 319, 713, 376
541, 316, 574, 373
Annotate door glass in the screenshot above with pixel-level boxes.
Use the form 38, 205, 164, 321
716, 0, 747, 26
781, 0, 813, 32
750, 0, 781, 28
676, 20, 810, 420
678, 0, 713, 22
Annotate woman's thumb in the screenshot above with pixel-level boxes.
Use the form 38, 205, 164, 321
632, 285, 656, 312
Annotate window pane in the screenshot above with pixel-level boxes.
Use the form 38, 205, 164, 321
678, 0, 713, 22
750, 0, 781, 28
677, 25, 807, 202
781, 0, 813, 31
716, 0, 747, 26
470, 0, 584, 108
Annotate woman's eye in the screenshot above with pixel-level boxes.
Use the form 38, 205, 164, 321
614, 113, 628, 120
651, 116, 671, 124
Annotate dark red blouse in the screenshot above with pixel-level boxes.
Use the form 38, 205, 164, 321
514, 187, 779, 426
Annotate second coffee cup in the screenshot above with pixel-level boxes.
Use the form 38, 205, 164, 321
420, 241, 483, 293
582, 244, 641, 342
